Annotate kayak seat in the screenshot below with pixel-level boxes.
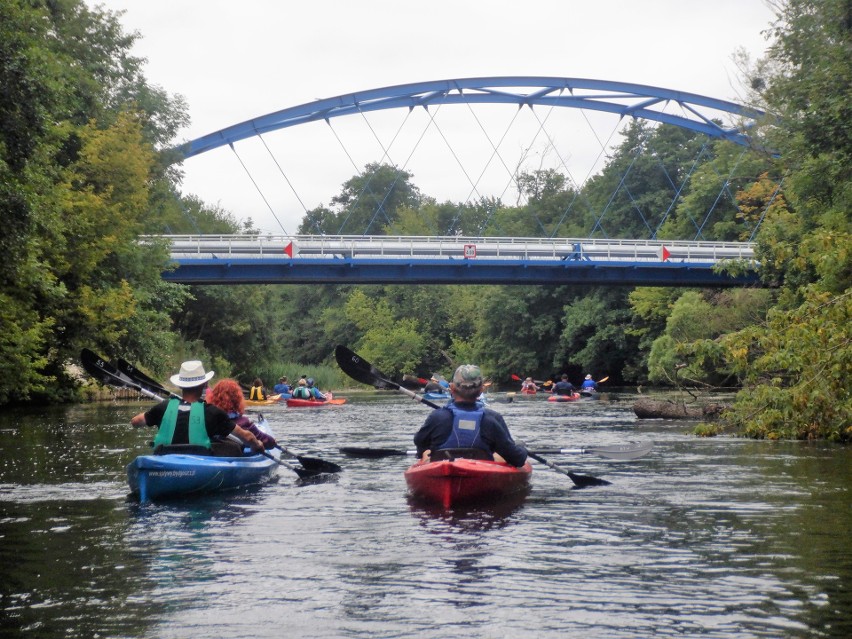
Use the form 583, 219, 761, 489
152, 444, 214, 456
432, 448, 493, 461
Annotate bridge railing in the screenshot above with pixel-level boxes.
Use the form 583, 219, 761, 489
141, 234, 756, 264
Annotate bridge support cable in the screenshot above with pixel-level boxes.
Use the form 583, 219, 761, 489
227, 142, 288, 233
528, 101, 629, 239
589, 144, 646, 238
748, 177, 786, 242
695, 146, 752, 241
333, 105, 423, 234
257, 132, 310, 231
652, 141, 713, 239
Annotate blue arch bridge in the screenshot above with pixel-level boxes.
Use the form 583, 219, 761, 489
167, 77, 771, 287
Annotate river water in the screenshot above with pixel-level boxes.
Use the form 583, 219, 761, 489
0, 392, 849, 638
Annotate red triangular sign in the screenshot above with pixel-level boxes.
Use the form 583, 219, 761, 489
284, 241, 293, 258
658, 246, 670, 261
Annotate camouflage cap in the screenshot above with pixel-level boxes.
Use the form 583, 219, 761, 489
452, 364, 483, 390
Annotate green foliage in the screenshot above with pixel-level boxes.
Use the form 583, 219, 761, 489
660, 142, 776, 241
341, 289, 426, 376
717, 288, 851, 440
706, 0, 852, 438
555, 289, 636, 380
646, 290, 774, 386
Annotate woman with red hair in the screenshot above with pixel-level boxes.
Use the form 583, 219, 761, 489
207, 379, 278, 450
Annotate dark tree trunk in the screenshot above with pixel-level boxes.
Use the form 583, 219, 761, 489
633, 398, 727, 419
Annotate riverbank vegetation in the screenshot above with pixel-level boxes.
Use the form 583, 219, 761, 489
1, 0, 848, 440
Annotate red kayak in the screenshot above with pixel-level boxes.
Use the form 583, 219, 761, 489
405, 455, 532, 508
547, 393, 581, 402
286, 391, 347, 407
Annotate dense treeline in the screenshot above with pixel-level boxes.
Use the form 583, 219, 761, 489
1, 0, 848, 440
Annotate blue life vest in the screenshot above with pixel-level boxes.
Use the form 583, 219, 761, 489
437, 402, 488, 452
153, 399, 210, 448
581, 380, 597, 389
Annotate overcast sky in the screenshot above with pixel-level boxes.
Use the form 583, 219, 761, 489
88, 1, 777, 235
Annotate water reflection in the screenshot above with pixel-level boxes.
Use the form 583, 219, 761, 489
407, 487, 530, 534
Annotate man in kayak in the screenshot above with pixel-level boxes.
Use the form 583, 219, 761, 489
414, 364, 527, 467
273, 376, 290, 395
553, 374, 576, 396
130, 360, 265, 456
581, 374, 599, 392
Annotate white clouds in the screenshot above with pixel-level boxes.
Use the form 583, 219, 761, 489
91, 0, 775, 233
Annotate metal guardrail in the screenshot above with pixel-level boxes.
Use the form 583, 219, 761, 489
142, 234, 756, 264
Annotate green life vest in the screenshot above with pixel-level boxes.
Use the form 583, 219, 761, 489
153, 399, 211, 448
292, 386, 312, 399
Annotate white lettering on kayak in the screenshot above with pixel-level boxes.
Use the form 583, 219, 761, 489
148, 470, 196, 477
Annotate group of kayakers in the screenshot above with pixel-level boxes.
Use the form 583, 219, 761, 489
129, 357, 599, 478
130, 361, 273, 456
249, 374, 328, 402
131, 358, 531, 472
521, 373, 600, 395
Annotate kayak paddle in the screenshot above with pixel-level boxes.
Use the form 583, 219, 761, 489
335, 345, 610, 488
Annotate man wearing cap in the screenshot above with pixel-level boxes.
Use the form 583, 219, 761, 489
130, 360, 265, 456
414, 364, 527, 467
581, 374, 599, 392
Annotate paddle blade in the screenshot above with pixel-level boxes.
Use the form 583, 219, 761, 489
511, 374, 522, 381
115, 358, 171, 396
598, 376, 610, 383
296, 455, 343, 473
567, 472, 611, 488
335, 345, 397, 390
526, 451, 610, 488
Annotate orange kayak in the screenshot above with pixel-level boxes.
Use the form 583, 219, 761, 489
405, 457, 532, 508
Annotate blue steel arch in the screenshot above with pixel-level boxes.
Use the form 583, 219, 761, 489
177, 76, 767, 160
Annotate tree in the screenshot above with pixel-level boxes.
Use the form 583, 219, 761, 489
299, 163, 421, 235
698, 0, 852, 437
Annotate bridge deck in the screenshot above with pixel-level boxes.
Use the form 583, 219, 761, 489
144, 235, 760, 286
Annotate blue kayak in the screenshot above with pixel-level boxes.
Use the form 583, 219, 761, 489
423, 392, 451, 400
127, 420, 280, 502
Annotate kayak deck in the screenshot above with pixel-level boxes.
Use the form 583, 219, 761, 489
405, 457, 532, 508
